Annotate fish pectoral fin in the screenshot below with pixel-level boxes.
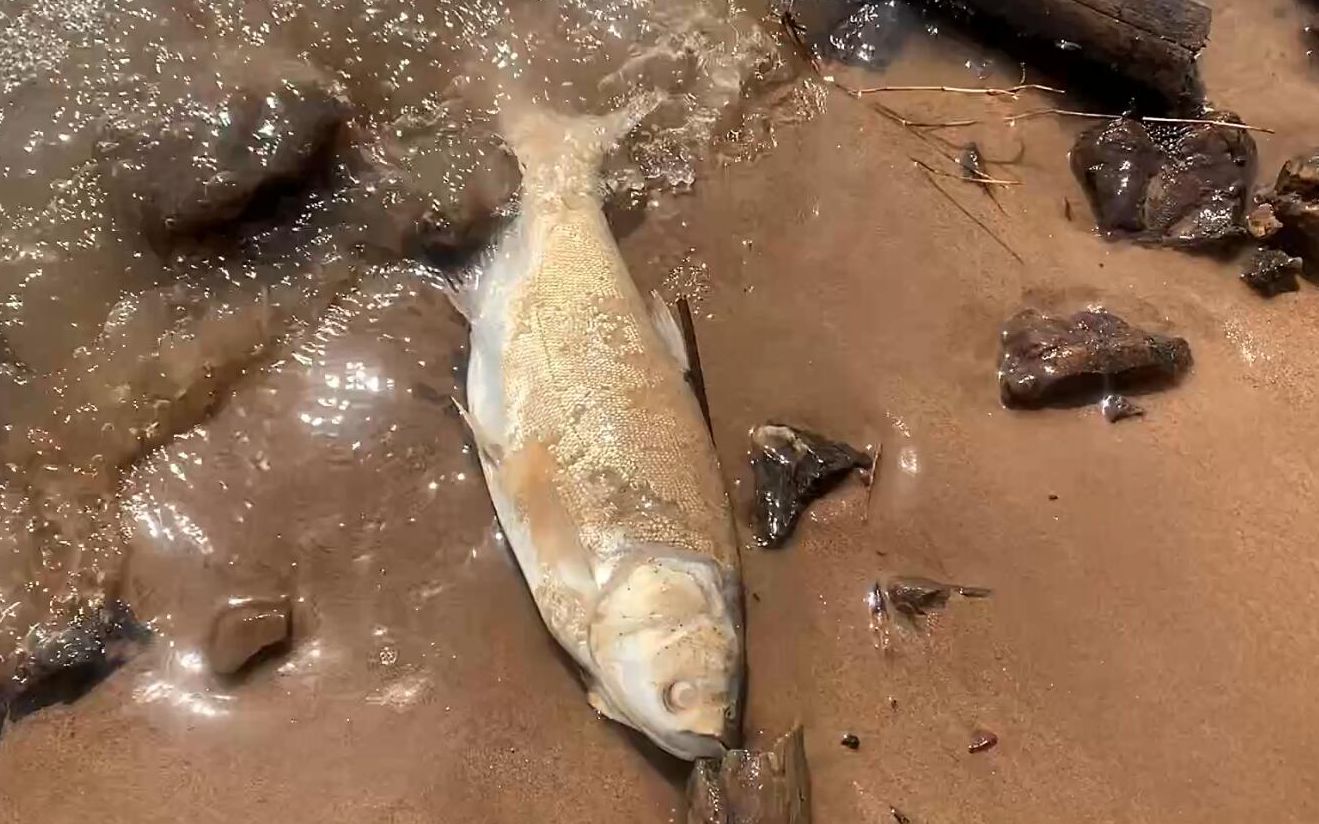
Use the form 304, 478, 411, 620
451, 396, 504, 466
648, 290, 690, 374
588, 684, 631, 726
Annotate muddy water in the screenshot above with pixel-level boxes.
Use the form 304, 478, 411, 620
4, 0, 1319, 821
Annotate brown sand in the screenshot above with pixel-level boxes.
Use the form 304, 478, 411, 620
4, 0, 1319, 821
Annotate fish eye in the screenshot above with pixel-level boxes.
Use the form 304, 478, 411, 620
664, 680, 696, 712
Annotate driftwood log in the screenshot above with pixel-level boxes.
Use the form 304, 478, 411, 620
918, 0, 1212, 105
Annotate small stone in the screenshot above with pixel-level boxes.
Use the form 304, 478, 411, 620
1101, 393, 1145, 423
891, 807, 912, 824
1048, 493, 1059, 501
1247, 203, 1283, 240
969, 728, 999, 753
1241, 247, 1303, 297
999, 308, 1192, 408
840, 733, 861, 749
207, 595, 292, 676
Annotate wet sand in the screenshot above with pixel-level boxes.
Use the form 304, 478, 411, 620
5, 0, 1319, 821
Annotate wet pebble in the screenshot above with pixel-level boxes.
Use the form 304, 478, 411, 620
1240, 248, 1303, 297
968, 728, 999, 753
999, 308, 1192, 409
207, 596, 293, 676
1101, 393, 1145, 423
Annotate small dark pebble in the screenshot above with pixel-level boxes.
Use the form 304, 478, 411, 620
969, 728, 999, 753
1048, 493, 1059, 501
751, 592, 762, 602
891, 807, 912, 824
840, 733, 861, 750
889, 696, 899, 710
1241, 247, 1303, 297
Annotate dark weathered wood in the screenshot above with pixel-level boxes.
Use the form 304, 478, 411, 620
1074, 0, 1211, 49
922, 0, 1212, 104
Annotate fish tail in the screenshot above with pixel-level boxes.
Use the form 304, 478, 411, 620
498, 90, 664, 199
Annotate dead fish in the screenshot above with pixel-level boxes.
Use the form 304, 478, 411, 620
751, 424, 869, 548
449, 94, 742, 760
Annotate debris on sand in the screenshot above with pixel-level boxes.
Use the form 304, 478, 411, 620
840, 733, 861, 750
968, 728, 999, 753
688, 725, 811, 824
879, 576, 991, 620
207, 595, 294, 676
998, 309, 1193, 409
1071, 114, 1256, 247
751, 424, 870, 548
1240, 248, 1303, 297
890, 808, 912, 824
1, 600, 149, 730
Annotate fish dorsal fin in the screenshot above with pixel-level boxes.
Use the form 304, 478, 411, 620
647, 290, 690, 373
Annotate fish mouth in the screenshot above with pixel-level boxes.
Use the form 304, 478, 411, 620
648, 727, 729, 761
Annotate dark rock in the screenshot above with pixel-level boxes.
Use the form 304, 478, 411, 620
750, 424, 869, 548
207, 595, 292, 676
840, 733, 861, 750
1071, 118, 1162, 234
687, 725, 811, 824
1241, 248, 1303, 297
97, 60, 350, 246
822, 1, 918, 69
999, 309, 1193, 408
1141, 117, 1256, 247
968, 728, 999, 753
1071, 114, 1256, 247
891, 809, 912, 824
1100, 393, 1145, 422
3, 600, 149, 726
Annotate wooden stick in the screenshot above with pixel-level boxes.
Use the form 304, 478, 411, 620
855, 83, 1066, 97
912, 158, 1020, 187
1142, 116, 1275, 134
863, 443, 882, 524
918, 168, 1024, 264
1005, 108, 1275, 133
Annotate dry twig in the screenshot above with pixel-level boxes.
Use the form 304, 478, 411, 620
1005, 108, 1275, 134
917, 166, 1023, 264
912, 157, 1019, 187
854, 83, 1065, 98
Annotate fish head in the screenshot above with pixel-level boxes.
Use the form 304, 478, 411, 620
587, 549, 741, 760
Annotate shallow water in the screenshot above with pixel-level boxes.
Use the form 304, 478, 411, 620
5, 0, 1319, 821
